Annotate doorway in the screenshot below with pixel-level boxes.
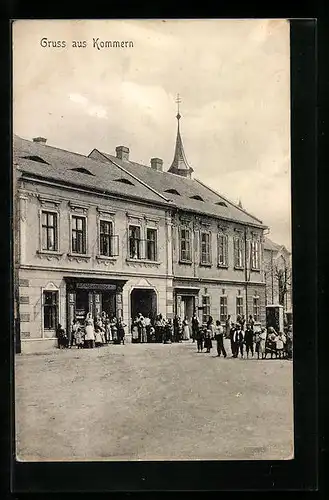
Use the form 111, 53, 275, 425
180, 296, 195, 321
130, 288, 157, 322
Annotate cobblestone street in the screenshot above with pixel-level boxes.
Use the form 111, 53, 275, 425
15, 341, 294, 461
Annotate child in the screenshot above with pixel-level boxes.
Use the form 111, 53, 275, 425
196, 327, 204, 352
75, 324, 84, 349
204, 329, 213, 353
56, 324, 68, 349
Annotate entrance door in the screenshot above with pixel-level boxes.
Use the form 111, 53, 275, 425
131, 288, 157, 322
181, 296, 195, 321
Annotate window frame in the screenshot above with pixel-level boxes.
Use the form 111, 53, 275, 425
202, 295, 211, 324
71, 214, 87, 255
41, 210, 58, 251
146, 227, 158, 261
219, 295, 228, 323
250, 239, 261, 271
253, 295, 260, 322
128, 224, 142, 260
38, 207, 62, 255
236, 296, 244, 318
41, 284, 60, 338
234, 236, 244, 269
179, 227, 192, 263
99, 219, 114, 257
200, 231, 212, 266
217, 233, 228, 268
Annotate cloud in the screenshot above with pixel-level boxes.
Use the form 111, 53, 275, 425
68, 93, 108, 120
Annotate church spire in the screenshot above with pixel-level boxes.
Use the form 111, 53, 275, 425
167, 94, 194, 178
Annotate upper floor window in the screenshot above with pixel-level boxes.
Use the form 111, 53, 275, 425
217, 233, 228, 267
41, 211, 58, 251
200, 232, 212, 265
253, 295, 260, 322
180, 228, 191, 262
43, 290, 58, 330
129, 225, 141, 259
72, 216, 86, 254
234, 236, 244, 268
99, 220, 115, 257
146, 228, 157, 261
220, 295, 228, 323
250, 240, 260, 270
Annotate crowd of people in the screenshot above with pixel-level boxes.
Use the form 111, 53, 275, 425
56, 312, 126, 349
55, 310, 293, 360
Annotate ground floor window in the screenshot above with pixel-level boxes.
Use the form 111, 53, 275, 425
220, 296, 228, 323
236, 296, 244, 318
253, 295, 260, 322
202, 295, 210, 324
43, 291, 58, 330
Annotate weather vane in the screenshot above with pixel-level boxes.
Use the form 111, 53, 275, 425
176, 93, 181, 120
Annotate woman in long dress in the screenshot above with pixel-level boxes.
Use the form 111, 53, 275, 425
84, 313, 95, 348
182, 317, 190, 340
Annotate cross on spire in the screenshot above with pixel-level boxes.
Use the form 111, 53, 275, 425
176, 93, 181, 120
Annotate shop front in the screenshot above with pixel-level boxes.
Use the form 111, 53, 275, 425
65, 277, 127, 338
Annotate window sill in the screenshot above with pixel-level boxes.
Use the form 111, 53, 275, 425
37, 250, 63, 256
250, 268, 261, 273
179, 260, 193, 265
217, 264, 229, 269
126, 258, 161, 265
96, 255, 118, 261
199, 262, 212, 268
234, 266, 244, 270
68, 253, 91, 260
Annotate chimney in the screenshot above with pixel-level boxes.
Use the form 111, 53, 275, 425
116, 146, 129, 161
150, 158, 163, 172
33, 137, 47, 144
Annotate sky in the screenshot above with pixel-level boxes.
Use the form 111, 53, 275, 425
13, 19, 291, 250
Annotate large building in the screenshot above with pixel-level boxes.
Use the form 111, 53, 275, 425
14, 111, 268, 353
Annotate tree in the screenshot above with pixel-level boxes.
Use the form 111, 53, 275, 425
274, 255, 291, 307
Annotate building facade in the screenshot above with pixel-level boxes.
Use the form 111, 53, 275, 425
263, 237, 292, 314
14, 111, 268, 353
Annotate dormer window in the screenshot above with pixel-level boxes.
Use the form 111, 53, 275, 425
114, 178, 134, 186
165, 188, 181, 196
215, 201, 227, 207
190, 195, 204, 202
22, 155, 49, 165
70, 167, 95, 176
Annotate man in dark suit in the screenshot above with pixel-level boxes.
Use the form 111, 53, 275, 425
231, 325, 244, 358
244, 324, 254, 358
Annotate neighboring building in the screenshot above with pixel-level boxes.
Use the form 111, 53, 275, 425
263, 237, 292, 313
14, 109, 268, 353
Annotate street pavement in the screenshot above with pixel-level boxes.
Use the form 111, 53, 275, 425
15, 340, 294, 461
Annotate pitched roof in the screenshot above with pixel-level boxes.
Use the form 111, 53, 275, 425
90, 149, 265, 228
264, 237, 284, 252
13, 136, 169, 205
168, 119, 193, 176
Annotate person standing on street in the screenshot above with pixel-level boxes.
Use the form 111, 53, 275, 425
84, 313, 95, 349
215, 320, 227, 358
196, 327, 204, 352
244, 324, 254, 358
204, 329, 213, 353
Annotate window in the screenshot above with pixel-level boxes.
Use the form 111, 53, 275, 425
234, 236, 244, 268
190, 195, 204, 202
202, 295, 210, 324
220, 296, 228, 323
43, 291, 58, 330
200, 232, 211, 265
250, 240, 260, 270
41, 211, 58, 251
180, 228, 191, 262
129, 225, 141, 259
146, 228, 157, 261
165, 188, 180, 195
23, 155, 49, 164
114, 178, 134, 185
100, 220, 113, 256
236, 296, 244, 318
70, 167, 95, 176
217, 234, 228, 267
72, 216, 86, 254
215, 201, 227, 207
253, 296, 260, 322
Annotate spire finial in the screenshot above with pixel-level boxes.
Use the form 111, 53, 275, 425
176, 93, 181, 120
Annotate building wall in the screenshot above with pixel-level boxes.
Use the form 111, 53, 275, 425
264, 248, 292, 312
